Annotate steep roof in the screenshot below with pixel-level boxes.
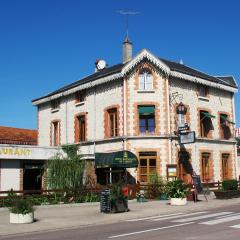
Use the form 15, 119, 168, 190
0, 126, 37, 145
32, 52, 238, 104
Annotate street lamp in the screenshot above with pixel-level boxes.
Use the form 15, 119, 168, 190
176, 102, 187, 114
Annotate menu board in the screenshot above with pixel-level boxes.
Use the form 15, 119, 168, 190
100, 189, 111, 213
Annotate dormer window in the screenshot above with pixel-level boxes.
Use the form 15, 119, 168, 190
51, 99, 60, 112
75, 90, 86, 104
139, 69, 153, 90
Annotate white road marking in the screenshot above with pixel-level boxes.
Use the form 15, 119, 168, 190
230, 224, 240, 229
126, 212, 184, 222
108, 222, 195, 239
173, 212, 233, 223
200, 214, 240, 225
150, 211, 208, 222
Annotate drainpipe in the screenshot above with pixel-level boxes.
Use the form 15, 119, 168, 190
166, 75, 172, 164
123, 77, 127, 150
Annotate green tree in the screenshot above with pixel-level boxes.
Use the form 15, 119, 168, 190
45, 144, 85, 189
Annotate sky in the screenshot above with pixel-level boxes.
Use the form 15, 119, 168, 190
0, 0, 239, 129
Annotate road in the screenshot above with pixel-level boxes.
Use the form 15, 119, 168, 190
1, 204, 240, 240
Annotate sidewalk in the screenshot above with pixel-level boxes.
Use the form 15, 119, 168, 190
0, 194, 240, 236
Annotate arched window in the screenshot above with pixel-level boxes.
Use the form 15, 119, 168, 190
139, 69, 153, 90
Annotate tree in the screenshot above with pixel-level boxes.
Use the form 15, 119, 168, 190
45, 144, 85, 189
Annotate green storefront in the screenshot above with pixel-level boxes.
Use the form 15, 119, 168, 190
95, 151, 138, 185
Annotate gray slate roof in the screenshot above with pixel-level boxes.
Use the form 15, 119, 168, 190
32, 57, 238, 103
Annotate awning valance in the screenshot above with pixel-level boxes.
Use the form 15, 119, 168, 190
220, 115, 235, 125
202, 112, 216, 119
138, 106, 155, 115
95, 151, 138, 168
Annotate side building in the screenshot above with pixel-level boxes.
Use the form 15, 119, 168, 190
32, 39, 239, 185
0, 126, 58, 191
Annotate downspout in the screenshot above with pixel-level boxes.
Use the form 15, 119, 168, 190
232, 94, 239, 178
166, 75, 172, 164
123, 77, 127, 150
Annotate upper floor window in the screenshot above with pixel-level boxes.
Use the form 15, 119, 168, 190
51, 98, 60, 111
138, 106, 155, 134
78, 115, 86, 142
75, 90, 86, 104
198, 85, 208, 98
108, 108, 118, 137
200, 110, 215, 138
51, 121, 60, 146
220, 114, 232, 140
139, 69, 153, 90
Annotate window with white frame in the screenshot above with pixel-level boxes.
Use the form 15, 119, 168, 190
139, 69, 153, 90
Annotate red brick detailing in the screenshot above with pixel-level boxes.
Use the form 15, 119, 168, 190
103, 105, 120, 139
0, 126, 37, 145
74, 112, 88, 143
133, 102, 160, 136
50, 119, 61, 146
133, 63, 158, 91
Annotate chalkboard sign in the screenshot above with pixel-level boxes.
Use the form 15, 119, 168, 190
192, 175, 203, 194
100, 189, 111, 213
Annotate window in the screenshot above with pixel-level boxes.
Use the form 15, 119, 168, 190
139, 152, 157, 183
222, 153, 230, 180
75, 91, 86, 103
51, 121, 60, 146
51, 99, 60, 111
138, 106, 155, 134
198, 85, 208, 98
178, 151, 192, 180
220, 114, 231, 140
108, 108, 118, 137
139, 69, 153, 90
77, 115, 86, 142
200, 111, 214, 138
201, 152, 210, 182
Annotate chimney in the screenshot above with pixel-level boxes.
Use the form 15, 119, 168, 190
122, 37, 133, 64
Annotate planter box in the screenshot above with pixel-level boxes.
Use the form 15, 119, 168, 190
10, 212, 34, 224
214, 190, 240, 199
170, 198, 187, 206
111, 199, 129, 213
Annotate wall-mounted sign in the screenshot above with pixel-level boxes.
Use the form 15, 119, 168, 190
179, 131, 195, 144
166, 164, 177, 180
0, 147, 31, 156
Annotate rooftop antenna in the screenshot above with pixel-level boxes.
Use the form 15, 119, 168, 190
117, 10, 140, 38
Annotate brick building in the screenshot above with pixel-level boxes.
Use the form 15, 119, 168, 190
32, 38, 239, 185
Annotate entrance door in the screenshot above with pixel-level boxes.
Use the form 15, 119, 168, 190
139, 152, 157, 183
23, 162, 43, 191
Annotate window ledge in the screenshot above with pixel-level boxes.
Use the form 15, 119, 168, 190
198, 96, 209, 101
75, 101, 85, 107
137, 90, 155, 93
51, 108, 60, 113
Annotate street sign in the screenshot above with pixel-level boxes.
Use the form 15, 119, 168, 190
178, 123, 190, 132
179, 131, 195, 144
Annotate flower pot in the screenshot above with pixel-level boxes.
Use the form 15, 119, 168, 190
170, 198, 187, 206
10, 212, 34, 224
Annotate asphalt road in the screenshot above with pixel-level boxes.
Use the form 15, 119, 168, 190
1, 204, 240, 240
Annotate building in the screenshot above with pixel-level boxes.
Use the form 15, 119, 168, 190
0, 126, 58, 191
32, 38, 238, 185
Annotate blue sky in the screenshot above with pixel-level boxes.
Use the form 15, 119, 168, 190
0, 0, 239, 129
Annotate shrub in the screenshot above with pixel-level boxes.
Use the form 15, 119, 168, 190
165, 180, 189, 199
148, 171, 166, 199
9, 198, 34, 215
222, 179, 238, 191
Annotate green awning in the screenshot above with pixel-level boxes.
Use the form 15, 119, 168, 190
95, 151, 138, 168
202, 112, 216, 119
220, 115, 235, 125
138, 106, 155, 115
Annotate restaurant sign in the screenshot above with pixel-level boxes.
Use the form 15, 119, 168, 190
0, 147, 31, 156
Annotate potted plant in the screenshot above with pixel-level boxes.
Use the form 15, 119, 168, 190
165, 180, 189, 206
214, 179, 240, 199
9, 198, 35, 224
110, 182, 129, 213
